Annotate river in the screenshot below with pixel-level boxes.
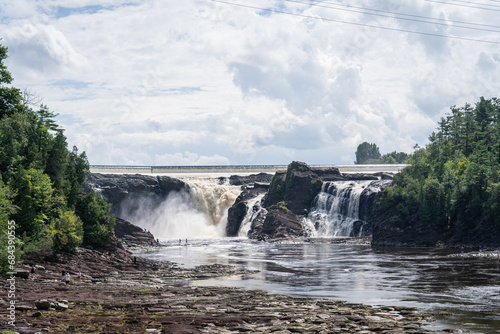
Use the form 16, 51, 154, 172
139, 238, 500, 334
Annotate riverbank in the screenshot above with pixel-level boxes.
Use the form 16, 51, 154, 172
4, 247, 479, 333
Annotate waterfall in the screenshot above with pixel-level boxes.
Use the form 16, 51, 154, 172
237, 193, 265, 237
304, 181, 377, 237
119, 178, 241, 240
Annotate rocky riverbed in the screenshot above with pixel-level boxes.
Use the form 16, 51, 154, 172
3, 246, 482, 334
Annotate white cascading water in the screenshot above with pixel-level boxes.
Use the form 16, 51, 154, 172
304, 181, 373, 237
119, 178, 241, 240
237, 193, 265, 237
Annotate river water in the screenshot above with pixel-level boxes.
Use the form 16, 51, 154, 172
139, 238, 500, 334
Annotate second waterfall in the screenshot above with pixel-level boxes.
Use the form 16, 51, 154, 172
304, 180, 389, 237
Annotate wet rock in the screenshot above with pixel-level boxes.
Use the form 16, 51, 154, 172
226, 187, 267, 237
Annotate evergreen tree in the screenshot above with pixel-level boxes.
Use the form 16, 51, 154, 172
0, 42, 114, 271
378, 97, 500, 246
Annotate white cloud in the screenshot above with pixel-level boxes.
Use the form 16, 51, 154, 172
1, 0, 499, 165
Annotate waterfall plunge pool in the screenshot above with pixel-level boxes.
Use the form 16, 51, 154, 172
139, 238, 500, 334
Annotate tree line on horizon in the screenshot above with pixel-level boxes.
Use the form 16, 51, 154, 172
354, 141, 409, 164
0, 43, 115, 274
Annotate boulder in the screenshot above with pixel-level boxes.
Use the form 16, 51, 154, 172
258, 207, 305, 239
32, 311, 43, 318
264, 161, 323, 215
14, 270, 30, 279
35, 300, 51, 310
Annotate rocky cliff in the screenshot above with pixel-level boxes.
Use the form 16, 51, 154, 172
238, 161, 393, 240
84, 173, 187, 216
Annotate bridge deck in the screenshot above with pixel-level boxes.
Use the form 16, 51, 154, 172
89, 164, 408, 177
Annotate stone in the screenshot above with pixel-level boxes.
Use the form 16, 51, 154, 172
14, 270, 30, 279
35, 300, 51, 310
32, 311, 43, 317
53, 302, 69, 310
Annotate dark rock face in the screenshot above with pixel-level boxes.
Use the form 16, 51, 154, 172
357, 180, 393, 236
258, 208, 304, 239
264, 161, 323, 215
249, 162, 394, 240
114, 217, 157, 248
84, 173, 187, 216
310, 166, 344, 181
251, 162, 327, 240
227, 173, 274, 186
226, 187, 268, 237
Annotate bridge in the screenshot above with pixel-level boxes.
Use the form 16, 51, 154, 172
89, 164, 408, 177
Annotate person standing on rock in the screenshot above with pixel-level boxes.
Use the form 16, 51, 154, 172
30, 265, 36, 278
77, 270, 82, 282
65, 272, 71, 285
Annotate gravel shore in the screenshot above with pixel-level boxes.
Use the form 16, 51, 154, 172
2, 247, 481, 333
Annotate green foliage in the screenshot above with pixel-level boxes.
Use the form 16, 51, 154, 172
22, 234, 53, 261
381, 151, 409, 164
50, 210, 83, 252
65, 146, 89, 208
355, 142, 381, 164
271, 201, 289, 214
354, 143, 409, 164
0, 42, 114, 264
0, 177, 21, 275
12, 168, 54, 239
379, 97, 500, 245
76, 191, 115, 248
266, 171, 286, 206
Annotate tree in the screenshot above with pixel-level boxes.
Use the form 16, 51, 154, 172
0, 177, 20, 274
377, 97, 500, 247
12, 168, 54, 239
0, 44, 25, 118
76, 191, 115, 248
0, 41, 119, 268
50, 210, 83, 252
355, 142, 381, 164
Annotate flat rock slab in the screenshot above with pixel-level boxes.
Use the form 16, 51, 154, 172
6, 248, 477, 334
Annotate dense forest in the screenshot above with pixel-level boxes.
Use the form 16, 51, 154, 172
0, 43, 115, 274
374, 97, 500, 247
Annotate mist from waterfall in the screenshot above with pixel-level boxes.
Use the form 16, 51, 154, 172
119, 178, 241, 240
304, 181, 375, 237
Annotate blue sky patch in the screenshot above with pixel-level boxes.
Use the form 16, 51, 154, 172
55, 5, 106, 18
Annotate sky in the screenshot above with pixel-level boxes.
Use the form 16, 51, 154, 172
1, 0, 499, 166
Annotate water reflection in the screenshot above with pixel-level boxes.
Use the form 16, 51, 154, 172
140, 239, 500, 333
